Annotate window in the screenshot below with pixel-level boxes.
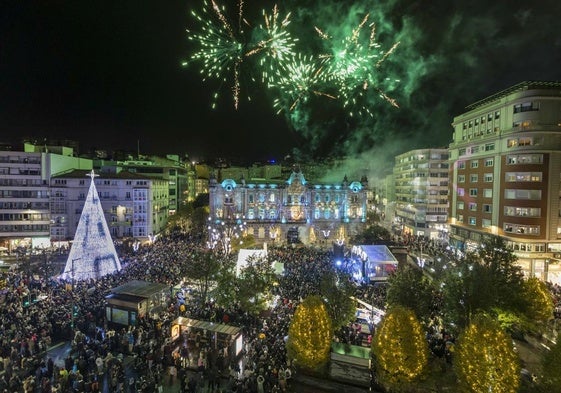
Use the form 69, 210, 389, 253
483, 189, 492, 198
471, 145, 480, 153
506, 154, 543, 165
483, 204, 492, 213
468, 217, 476, 225
484, 173, 493, 182
505, 172, 542, 182
457, 214, 464, 223
513, 101, 539, 113
471, 160, 479, 168
470, 174, 478, 183
507, 139, 518, 148
457, 188, 465, 197
469, 188, 478, 197
485, 143, 495, 151
495, 111, 500, 119
459, 148, 466, 156
249, 194, 254, 203
457, 201, 464, 210
504, 223, 540, 235
458, 175, 465, 183
458, 161, 466, 169
504, 189, 542, 200
504, 206, 541, 217
484, 158, 494, 167
468, 202, 477, 211
482, 219, 491, 228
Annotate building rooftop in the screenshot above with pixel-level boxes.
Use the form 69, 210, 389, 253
466, 80, 561, 110
108, 280, 170, 298
51, 169, 159, 180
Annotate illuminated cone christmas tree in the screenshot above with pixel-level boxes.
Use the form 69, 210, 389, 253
61, 170, 121, 281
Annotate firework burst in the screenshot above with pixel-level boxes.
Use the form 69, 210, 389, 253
185, 0, 247, 109
246, 5, 298, 84
270, 54, 335, 114
317, 13, 401, 116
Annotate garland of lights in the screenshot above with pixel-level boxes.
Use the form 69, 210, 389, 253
287, 295, 333, 371
455, 314, 520, 393
372, 305, 428, 389
524, 277, 554, 323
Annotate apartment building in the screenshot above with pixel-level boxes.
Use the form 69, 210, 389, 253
0, 143, 92, 251
448, 81, 561, 283
50, 170, 169, 242
393, 148, 449, 240
97, 155, 189, 214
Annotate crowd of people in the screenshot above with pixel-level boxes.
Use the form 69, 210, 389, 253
1, 229, 561, 393
0, 232, 367, 393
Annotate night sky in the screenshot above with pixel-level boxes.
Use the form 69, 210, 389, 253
1, 0, 561, 176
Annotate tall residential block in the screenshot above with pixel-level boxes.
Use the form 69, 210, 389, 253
393, 148, 449, 240
448, 81, 561, 284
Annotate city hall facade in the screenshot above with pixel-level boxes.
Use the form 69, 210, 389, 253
208, 169, 369, 246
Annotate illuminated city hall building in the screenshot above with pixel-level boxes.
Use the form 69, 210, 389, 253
208, 168, 368, 246
448, 81, 561, 284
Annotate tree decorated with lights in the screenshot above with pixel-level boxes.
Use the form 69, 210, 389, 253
454, 313, 520, 393
371, 305, 428, 391
287, 295, 333, 372
522, 277, 554, 324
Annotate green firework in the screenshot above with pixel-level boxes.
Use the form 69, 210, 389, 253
317, 13, 401, 117
270, 53, 334, 114
246, 5, 299, 84
185, 0, 246, 109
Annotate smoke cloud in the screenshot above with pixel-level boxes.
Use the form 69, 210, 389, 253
269, 0, 561, 183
